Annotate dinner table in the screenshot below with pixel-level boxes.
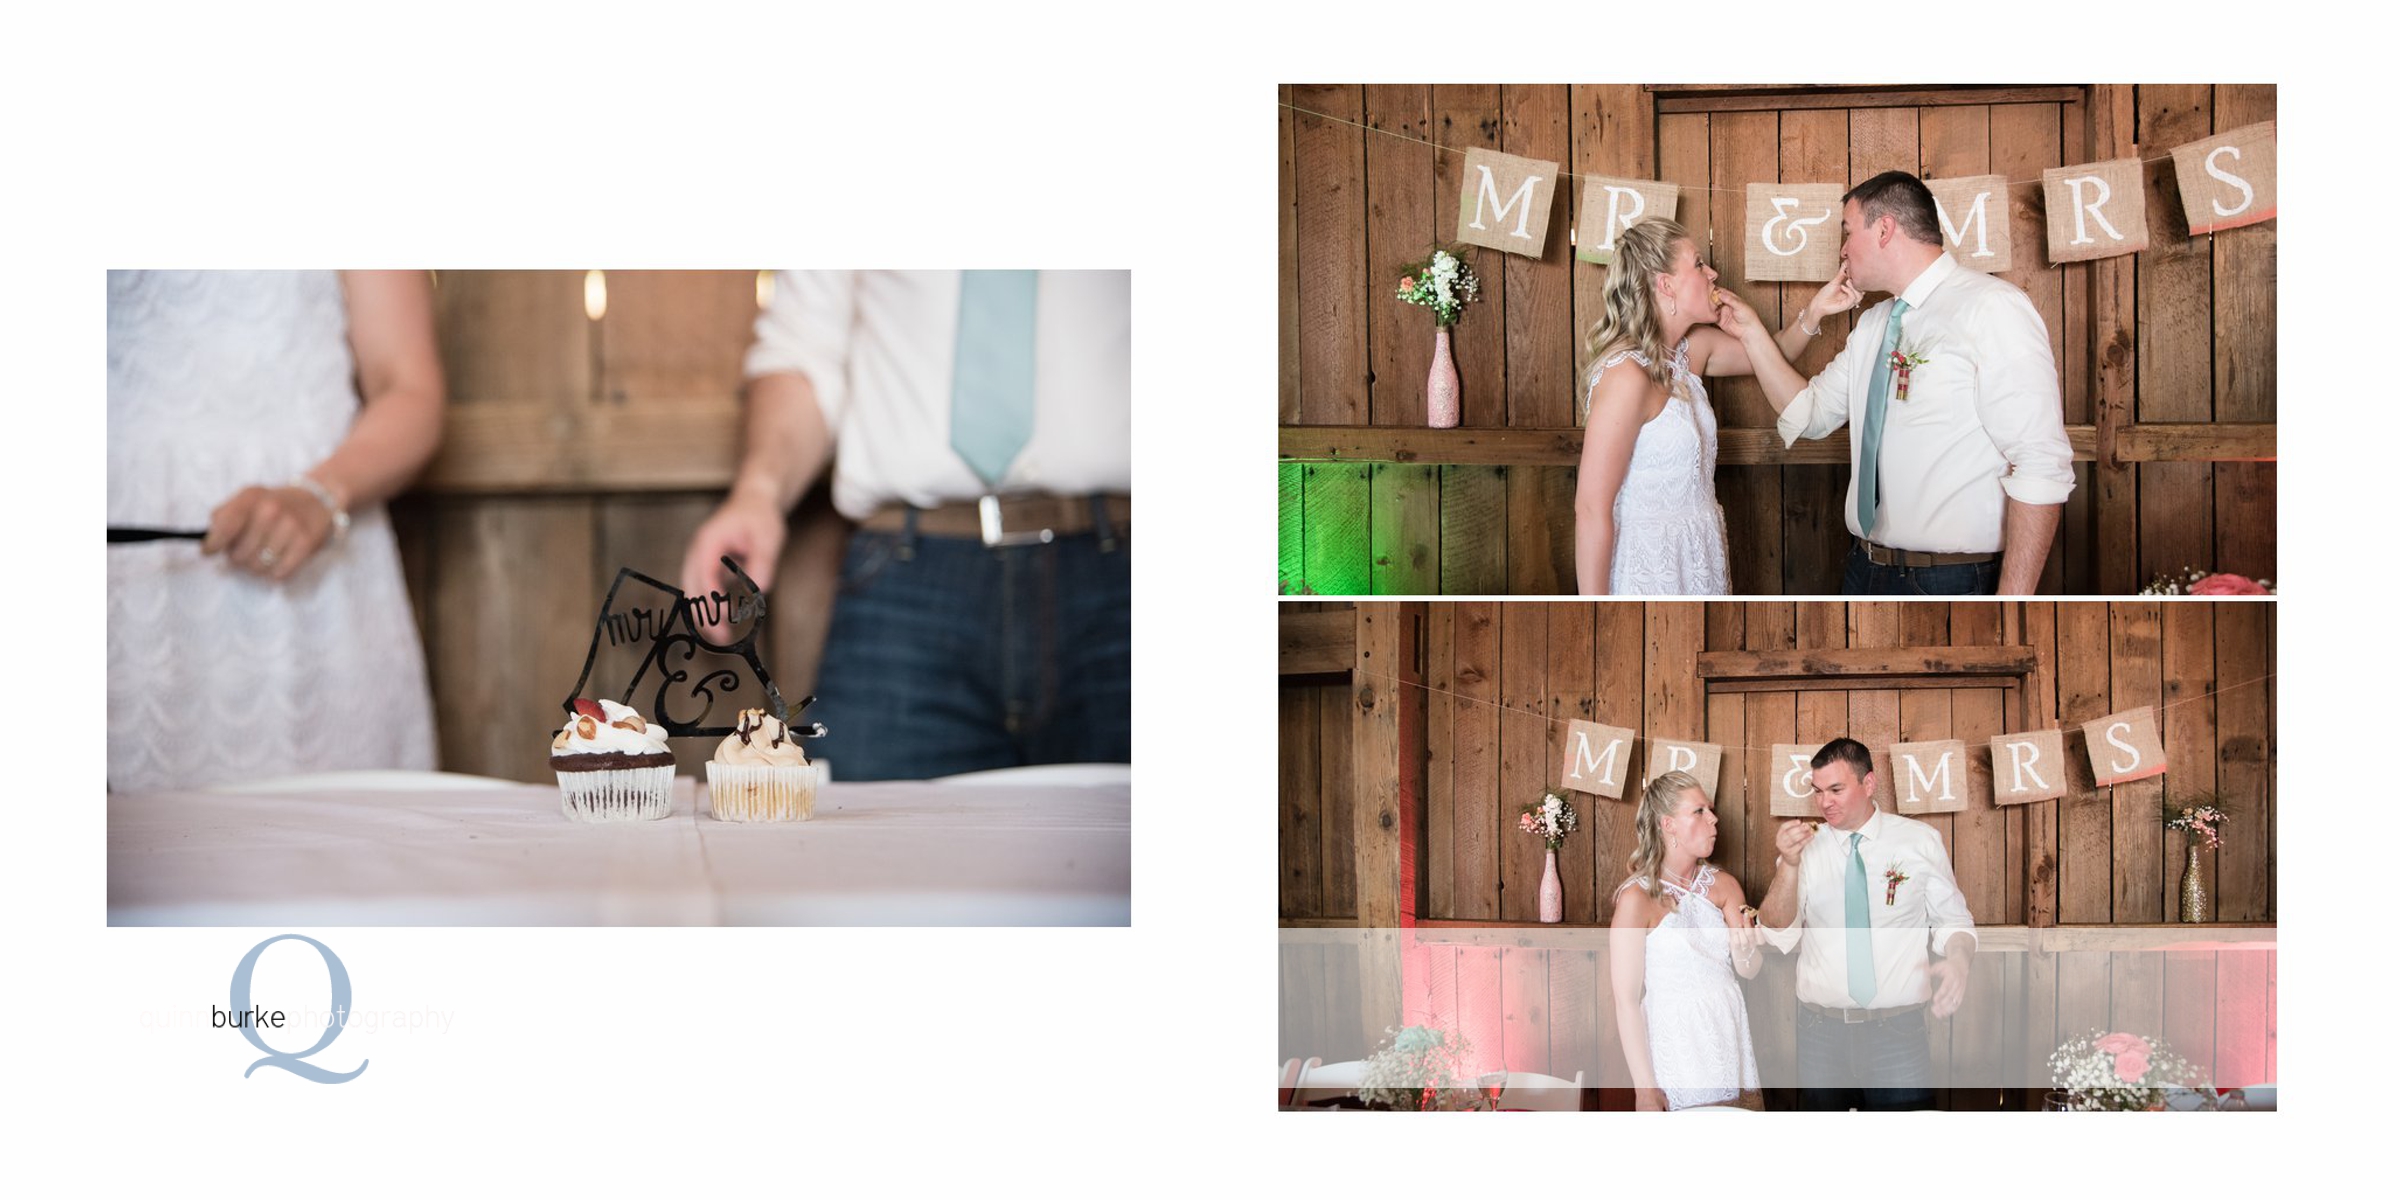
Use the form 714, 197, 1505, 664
109, 764, 1130, 926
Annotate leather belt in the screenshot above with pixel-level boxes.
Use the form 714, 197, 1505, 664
1799, 1000, 1926, 1025
1856, 538, 1997, 568
860, 494, 1129, 547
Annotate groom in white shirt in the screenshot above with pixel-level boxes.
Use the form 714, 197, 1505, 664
1750, 171, 2074, 595
1757, 737, 1977, 1111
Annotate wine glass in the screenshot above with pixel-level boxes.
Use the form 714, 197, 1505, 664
1478, 1071, 1509, 1112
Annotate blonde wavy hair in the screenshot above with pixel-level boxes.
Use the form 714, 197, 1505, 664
1626, 769, 1708, 902
1581, 218, 1692, 409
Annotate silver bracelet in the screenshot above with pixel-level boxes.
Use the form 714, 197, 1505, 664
288, 475, 351, 540
1799, 315, 1823, 337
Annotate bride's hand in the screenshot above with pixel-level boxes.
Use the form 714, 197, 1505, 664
1722, 900, 1763, 966
1636, 1087, 1668, 1112
1712, 286, 1763, 338
1807, 264, 1862, 328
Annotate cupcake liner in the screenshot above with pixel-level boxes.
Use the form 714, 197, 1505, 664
705, 761, 821, 822
555, 764, 675, 822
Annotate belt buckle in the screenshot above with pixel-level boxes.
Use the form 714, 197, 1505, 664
978, 495, 1057, 547
1843, 1007, 1870, 1024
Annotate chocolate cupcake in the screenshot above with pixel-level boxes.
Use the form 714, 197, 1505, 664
550, 698, 674, 821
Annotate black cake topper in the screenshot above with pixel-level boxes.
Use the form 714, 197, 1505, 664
561, 556, 825, 741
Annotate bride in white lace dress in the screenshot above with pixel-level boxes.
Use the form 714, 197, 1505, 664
108, 272, 444, 789
1574, 219, 1860, 594
1609, 770, 1764, 1110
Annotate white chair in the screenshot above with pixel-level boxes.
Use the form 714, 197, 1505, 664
1494, 1069, 1585, 1112
1290, 1057, 1368, 1107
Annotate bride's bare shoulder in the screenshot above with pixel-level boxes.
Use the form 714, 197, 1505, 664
1608, 877, 1658, 925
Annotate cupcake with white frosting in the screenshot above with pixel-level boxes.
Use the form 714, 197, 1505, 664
550, 698, 675, 821
705, 706, 822, 822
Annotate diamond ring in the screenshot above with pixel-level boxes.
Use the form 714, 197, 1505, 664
259, 546, 280, 568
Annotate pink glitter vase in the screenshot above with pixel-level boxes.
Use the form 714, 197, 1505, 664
1539, 849, 1563, 923
1427, 325, 1460, 429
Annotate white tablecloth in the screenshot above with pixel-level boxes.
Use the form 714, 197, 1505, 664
108, 773, 1130, 926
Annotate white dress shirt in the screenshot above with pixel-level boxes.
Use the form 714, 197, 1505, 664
743, 270, 1132, 521
1760, 808, 1978, 1010
1775, 253, 2074, 553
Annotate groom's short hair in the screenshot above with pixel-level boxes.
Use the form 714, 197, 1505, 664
1844, 170, 1943, 249
1811, 736, 1875, 780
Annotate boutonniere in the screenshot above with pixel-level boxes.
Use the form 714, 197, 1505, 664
1888, 350, 1931, 402
1884, 865, 1910, 906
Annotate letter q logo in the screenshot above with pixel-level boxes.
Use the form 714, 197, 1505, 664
230, 934, 368, 1083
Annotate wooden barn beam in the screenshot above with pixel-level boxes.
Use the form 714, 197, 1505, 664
1650, 84, 2086, 114
1350, 605, 1415, 1045
1279, 608, 1359, 677
1279, 422, 2271, 467
1698, 646, 2038, 680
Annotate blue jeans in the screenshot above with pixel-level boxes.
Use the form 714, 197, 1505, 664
1840, 544, 2001, 596
808, 526, 1130, 780
1795, 1004, 1935, 1111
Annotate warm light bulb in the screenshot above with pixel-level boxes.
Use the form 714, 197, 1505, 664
584, 269, 607, 321
755, 270, 774, 309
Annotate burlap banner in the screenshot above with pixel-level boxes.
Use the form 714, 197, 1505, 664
1559, 719, 1638, 798
1642, 738, 1723, 797
1889, 738, 1971, 814
2083, 707, 2167, 786
1743, 182, 1843, 281
1457, 148, 1560, 258
2043, 158, 2149, 263
1767, 743, 1819, 818
1990, 730, 2069, 806
1575, 175, 1681, 264
1555, 715, 2188, 805
2172, 120, 2275, 236
1927, 174, 2012, 274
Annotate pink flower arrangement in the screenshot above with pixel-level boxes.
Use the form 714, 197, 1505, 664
1519, 790, 1578, 851
2093, 1033, 2153, 1083
2187, 573, 2268, 596
2138, 566, 2272, 595
2049, 1028, 2205, 1110
2164, 801, 2229, 852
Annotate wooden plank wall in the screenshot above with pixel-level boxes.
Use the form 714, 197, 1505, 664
391, 270, 848, 783
1279, 601, 2275, 1103
1278, 603, 1360, 923
1278, 84, 2277, 595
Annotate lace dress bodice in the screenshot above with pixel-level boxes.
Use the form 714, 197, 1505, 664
1585, 341, 1730, 595
1623, 863, 1761, 1110
107, 271, 437, 789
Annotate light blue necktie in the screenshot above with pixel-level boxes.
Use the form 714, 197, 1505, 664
1853, 298, 1911, 538
949, 270, 1039, 488
1845, 832, 1876, 1008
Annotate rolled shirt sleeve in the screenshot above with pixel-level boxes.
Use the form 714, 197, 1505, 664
1777, 308, 1871, 447
1760, 902, 1803, 954
1968, 286, 2075, 507
743, 270, 860, 429
1911, 827, 1979, 958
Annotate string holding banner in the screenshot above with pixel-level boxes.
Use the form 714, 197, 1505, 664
1352, 664, 2272, 807
1287, 101, 2274, 271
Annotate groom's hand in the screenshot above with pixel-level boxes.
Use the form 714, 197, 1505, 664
1774, 819, 1815, 868
1928, 955, 1969, 1018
